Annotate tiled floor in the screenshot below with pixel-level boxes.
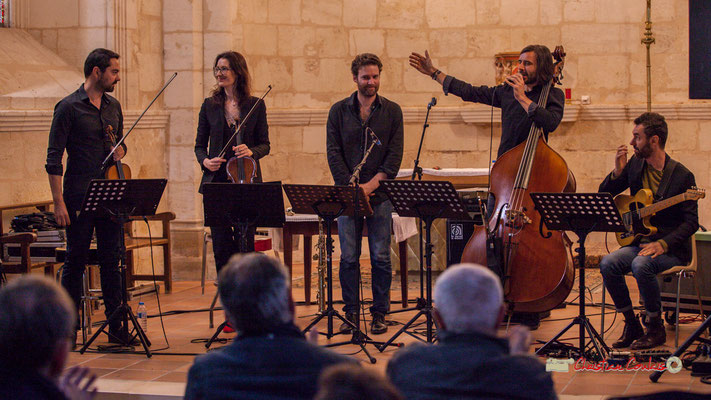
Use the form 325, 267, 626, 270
65, 264, 711, 399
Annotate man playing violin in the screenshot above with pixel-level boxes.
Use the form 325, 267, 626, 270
46, 48, 128, 346
326, 53, 404, 335
599, 112, 698, 350
409, 45, 565, 329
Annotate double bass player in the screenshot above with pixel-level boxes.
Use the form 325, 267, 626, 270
409, 45, 567, 329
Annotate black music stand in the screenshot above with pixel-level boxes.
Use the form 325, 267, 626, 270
202, 182, 285, 348
531, 192, 626, 361
377, 180, 471, 350
284, 184, 393, 363
650, 316, 711, 382
78, 178, 167, 358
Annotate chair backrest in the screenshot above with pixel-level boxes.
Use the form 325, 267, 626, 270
661, 234, 698, 275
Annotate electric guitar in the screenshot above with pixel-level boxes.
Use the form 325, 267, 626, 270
615, 187, 705, 246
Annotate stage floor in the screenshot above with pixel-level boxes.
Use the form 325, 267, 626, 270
66, 264, 711, 399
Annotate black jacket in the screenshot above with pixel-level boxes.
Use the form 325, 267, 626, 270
442, 75, 564, 157
184, 324, 354, 400
195, 96, 270, 193
599, 154, 699, 263
0, 367, 68, 400
387, 331, 557, 400
326, 92, 404, 206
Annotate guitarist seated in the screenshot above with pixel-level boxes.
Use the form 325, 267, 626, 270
599, 112, 699, 350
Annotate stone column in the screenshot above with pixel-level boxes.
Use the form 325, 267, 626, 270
163, 0, 207, 279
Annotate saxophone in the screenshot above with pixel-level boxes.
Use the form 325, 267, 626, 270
314, 216, 327, 312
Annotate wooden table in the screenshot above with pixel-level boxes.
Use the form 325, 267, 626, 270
282, 214, 409, 307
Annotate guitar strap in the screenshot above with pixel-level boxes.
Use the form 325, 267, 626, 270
654, 158, 678, 201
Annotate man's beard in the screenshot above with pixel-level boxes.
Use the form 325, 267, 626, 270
634, 142, 653, 158
521, 72, 536, 85
99, 75, 117, 92
358, 84, 378, 97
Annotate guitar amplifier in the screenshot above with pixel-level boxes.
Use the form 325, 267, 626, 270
660, 232, 711, 314
446, 217, 485, 267
446, 189, 486, 267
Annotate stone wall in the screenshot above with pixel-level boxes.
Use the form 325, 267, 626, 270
2, 0, 710, 281
0, 0, 168, 276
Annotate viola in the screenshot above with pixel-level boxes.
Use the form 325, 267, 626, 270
104, 125, 131, 179
214, 86, 272, 184
225, 123, 257, 184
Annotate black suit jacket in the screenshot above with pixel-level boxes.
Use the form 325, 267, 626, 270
599, 154, 699, 263
195, 96, 270, 193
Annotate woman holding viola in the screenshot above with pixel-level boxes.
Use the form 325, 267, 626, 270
195, 51, 270, 274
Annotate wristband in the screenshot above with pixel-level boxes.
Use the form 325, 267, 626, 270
431, 70, 441, 80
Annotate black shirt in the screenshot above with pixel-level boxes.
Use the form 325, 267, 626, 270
443, 75, 564, 157
326, 92, 404, 206
45, 84, 126, 206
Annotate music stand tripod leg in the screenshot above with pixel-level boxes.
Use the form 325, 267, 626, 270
205, 321, 227, 349
79, 216, 152, 357
379, 215, 438, 351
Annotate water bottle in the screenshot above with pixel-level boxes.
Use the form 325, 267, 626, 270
137, 301, 148, 333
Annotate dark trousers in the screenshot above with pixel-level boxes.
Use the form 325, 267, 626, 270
61, 201, 122, 330
210, 225, 255, 274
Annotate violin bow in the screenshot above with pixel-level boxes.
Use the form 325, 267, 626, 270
102, 72, 179, 168
217, 85, 273, 159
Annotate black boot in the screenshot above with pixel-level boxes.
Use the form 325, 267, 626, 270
612, 316, 644, 348
631, 316, 666, 350
339, 312, 357, 334
370, 312, 388, 334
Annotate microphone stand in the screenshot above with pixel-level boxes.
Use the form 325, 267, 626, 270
343, 128, 390, 361
391, 98, 435, 314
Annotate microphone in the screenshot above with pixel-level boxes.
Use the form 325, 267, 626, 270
428, 97, 437, 108
367, 127, 382, 146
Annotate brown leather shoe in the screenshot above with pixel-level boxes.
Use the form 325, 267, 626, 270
630, 317, 666, 350
612, 317, 644, 348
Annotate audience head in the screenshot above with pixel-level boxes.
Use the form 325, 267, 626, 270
433, 263, 504, 335
218, 253, 293, 335
314, 363, 403, 400
0, 275, 76, 378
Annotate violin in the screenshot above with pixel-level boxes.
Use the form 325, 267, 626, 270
104, 125, 131, 179
226, 123, 257, 183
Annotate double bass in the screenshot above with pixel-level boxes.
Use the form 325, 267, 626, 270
461, 46, 576, 313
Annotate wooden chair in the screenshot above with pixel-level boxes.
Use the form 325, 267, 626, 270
0, 201, 59, 279
124, 212, 176, 294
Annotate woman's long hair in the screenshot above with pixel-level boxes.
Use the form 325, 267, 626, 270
210, 51, 251, 106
